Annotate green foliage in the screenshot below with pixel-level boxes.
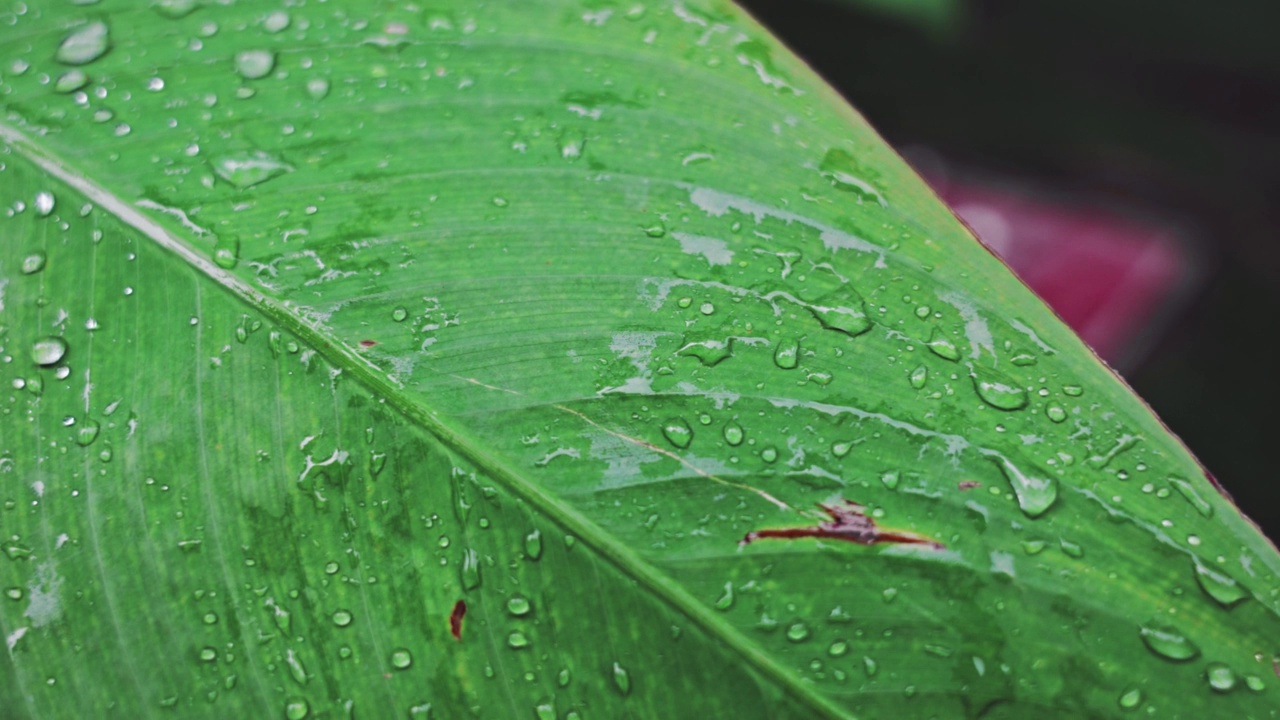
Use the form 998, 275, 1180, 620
0, 1, 1276, 718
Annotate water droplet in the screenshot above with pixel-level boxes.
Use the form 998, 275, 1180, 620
863, 656, 878, 677
558, 668, 571, 687
972, 369, 1028, 410
55, 70, 89, 93
992, 456, 1057, 518
20, 252, 46, 275
714, 582, 734, 610
786, 622, 810, 643
1059, 539, 1084, 558
1139, 621, 1199, 662
1245, 675, 1266, 692
507, 631, 529, 649
76, 420, 101, 447
460, 548, 481, 590
909, 365, 927, 389
324, 561, 339, 575
773, 339, 800, 369
1117, 687, 1143, 710
722, 421, 744, 446
305, 77, 331, 100
661, 417, 693, 449
534, 703, 556, 720
263, 10, 290, 33
154, 0, 199, 19
1206, 662, 1236, 692
1170, 477, 1214, 518
392, 307, 408, 322
199, 647, 217, 663
507, 596, 531, 616
211, 151, 293, 189
234, 49, 276, 80
831, 441, 853, 458
807, 296, 872, 337
1046, 405, 1067, 423
819, 148, 885, 205
1063, 385, 1084, 396
880, 470, 900, 490
926, 327, 960, 361
643, 221, 666, 238
524, 529, 543, 560
5, 588, 23, 601
284, 698, 310, 720
1193, 559, 1248, 608
57, 21, 111, 66
612, 662, 631, 695
678, 337, 734, 366
34, 191, 55, 217
202, 612, 219, 625
31, 337, 68, 366
213, 237, 240, 269
390, 648, 413, 669
332, 609, 353, 627
827, 640, 849, 657
285, 649, 308, 686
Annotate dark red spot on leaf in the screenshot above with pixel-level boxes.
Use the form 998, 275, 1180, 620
958, 480, 981, 490
1204, 470, 1235, 503
359, 340, 377, 348
741, 499, 944, 550
449, 600, 466, 641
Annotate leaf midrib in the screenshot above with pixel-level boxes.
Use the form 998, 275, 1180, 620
0, 121, 855, 719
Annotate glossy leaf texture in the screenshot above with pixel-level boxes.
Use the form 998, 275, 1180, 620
0, 2, 1277, 718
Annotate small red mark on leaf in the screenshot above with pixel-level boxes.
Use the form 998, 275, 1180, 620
1204, 470, 1235, 503
449, 600, 466, 641
741, 499, 944, 550
1273, 659, 1279, 680
359, 340, 378, 348
958, 481, 981, 491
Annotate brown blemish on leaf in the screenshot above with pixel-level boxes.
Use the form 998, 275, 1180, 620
449, 599, 466, 641
740, 499, 944, 550
958, 480, 981, 490
359, 340, 378, 348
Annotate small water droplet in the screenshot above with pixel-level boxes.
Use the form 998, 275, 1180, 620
558, 668, 571, 686
926, 328, 960, 361
863, 656, 878, 677
5, 588, 23, 601
831, 441, 854, 458
507, 596, 531, 616
31, 337, 68, 366
773, 338, 800, 369
722, 421, 744, 446
213, 237, 240, 269
390, 648, 413, 669
34, 192, 55, 217
76, 420, 101, 447
1062, 385, 1084, 396
714, 582, 734, 610
284, 698, 310, 720
324, 561, 339, 575
534, 703, 556, 720
972, 369, 1028, 411
55, 70, 89, 93
760, 446, 778, 463
661, 418, 693, 449
57, 21, 111, 66
507, 631, 530, 649
525, 529, 543, 560
391, 307, 408, 322
460, 548, 481, 590
786, 622, 810, 643
154, 0, 199, 19
1117, 687, 1143, 710
234, 49, 276, 80
1046, 405, 1067, 423
332, 609, 353, 627
909, 365, 927, 389
827, 640, 848, 657
1139, 621, 1199, 662
211, 151, 293, 189
285, 649, 308, 686
199, 647, 217, 663
992, 456, 1057, 518
1059, 539, 1084, 558
21, 252, 46, 275
612, 662, 631, 695
1245, 674, 1266, 692
1206, 662, 1236, 692
305, 77, 331, 100
880, 470, 900, 490
202, 611, 219, 625
263, 10, 291, 33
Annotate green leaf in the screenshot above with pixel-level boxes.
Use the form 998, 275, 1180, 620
0, 2, 1276, 718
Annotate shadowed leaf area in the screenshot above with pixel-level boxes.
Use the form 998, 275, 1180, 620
0, 1, 1276, 718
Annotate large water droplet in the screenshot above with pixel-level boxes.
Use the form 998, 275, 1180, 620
1170, 477, 1214, 518
1139, 621, 1199, 662
773, 338, 800, 369
284, 698, 310, 720
807, 294, 872, 337
506, 596, 531, 617
1193, 559, 1248, 608
331, 609, 353, 627
1117, 687, 1143, 710
460, 548, 481, 590
34, 191, 55, 217
992, 456, 1056, 518
1206, 662, 1236, 692
213, 237, 240, 269
55, 70, 89, 93
57, 21, 111, 65
722, 421, 744, 446
234, 49, 276, 80
786, 622, 810, 643
154, 0, 199, 19
678, 337, 733, 366
507, 631, 530, 649
76, 419, 100, 447
972, 369, 1028, 410
926, 327, 959, 361
524, 529, 543, 560
211, 151, 293, 189
909, 365, 927, 389
306, 77, 330, 100
661, 418, 693, 449
612, 662, 631, 695
1045, 405, 1067, 423
32, 337, 68, 366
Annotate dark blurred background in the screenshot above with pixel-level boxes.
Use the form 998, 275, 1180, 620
739, 0, 1280, 540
